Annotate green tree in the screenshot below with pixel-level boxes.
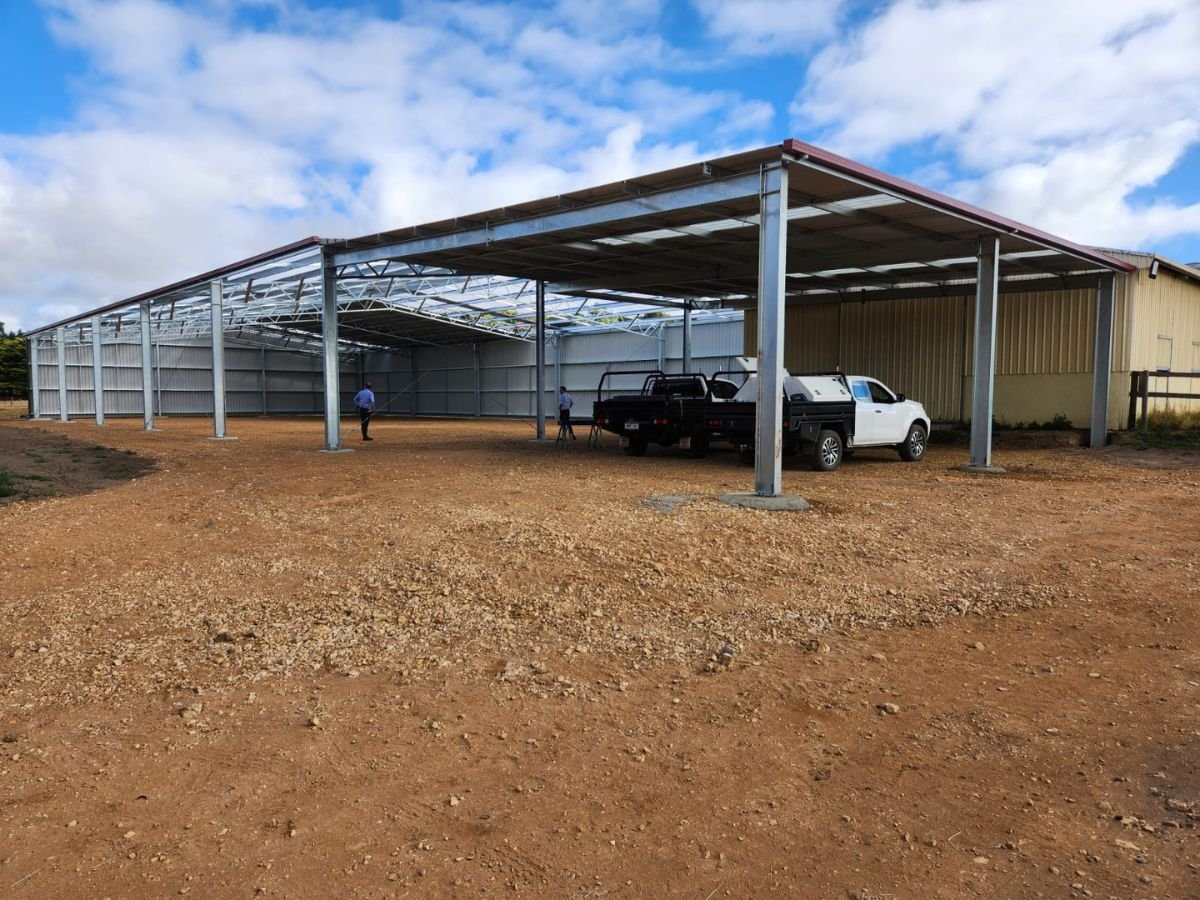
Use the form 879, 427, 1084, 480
0, 324, 29, 400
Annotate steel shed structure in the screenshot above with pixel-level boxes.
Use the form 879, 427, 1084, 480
26, 139, 1134, 497
327, 139, 1133, 494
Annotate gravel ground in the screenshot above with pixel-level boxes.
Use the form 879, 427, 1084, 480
1, 415, 1197, 898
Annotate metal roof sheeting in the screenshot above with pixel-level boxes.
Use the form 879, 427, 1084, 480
30, 139, 1136, 352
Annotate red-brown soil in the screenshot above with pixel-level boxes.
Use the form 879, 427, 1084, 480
1, 415, 1197, 898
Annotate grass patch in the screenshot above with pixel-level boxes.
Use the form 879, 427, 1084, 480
0, 468, 54, 499
1135, 409, 1200, 450
24, 451, 45, 463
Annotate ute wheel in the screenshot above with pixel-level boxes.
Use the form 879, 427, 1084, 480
811, 429, 843, 472
687, 431, 709, 459
898, 423, 927, 462
626, 437, 648, 457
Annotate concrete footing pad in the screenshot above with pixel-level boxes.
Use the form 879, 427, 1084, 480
207, 436, 239, 442
956, 464, 1007, 475
718, 492, 811, 511
319, 448, 355, 454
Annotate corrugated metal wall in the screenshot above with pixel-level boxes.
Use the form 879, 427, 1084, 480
36, 339, 361, 418
842, 296, 966, 421
993, 289, 1096, 375
744, 284, 1141, 423
746, 297, 967, 421
1128, 268, 1200, 372
404, 320, 744, 419
33, 319, 745, 421
1125, 267, 1200, 414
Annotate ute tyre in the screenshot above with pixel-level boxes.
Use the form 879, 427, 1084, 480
687, 432, 709, 459
811, 429, 843, 472
626, 437, 648, 457
898, 423, 927, 462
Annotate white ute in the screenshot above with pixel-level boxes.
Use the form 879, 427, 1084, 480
842, 375, 931, 461
727, 365, 931, 467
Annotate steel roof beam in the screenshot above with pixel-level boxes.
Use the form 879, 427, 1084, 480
329, 171, 764, 268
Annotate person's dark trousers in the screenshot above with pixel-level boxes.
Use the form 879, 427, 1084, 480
358, 407, 372, 440
559, 409, 574, 437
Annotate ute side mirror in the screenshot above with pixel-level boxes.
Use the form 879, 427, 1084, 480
896, 393, 906, 402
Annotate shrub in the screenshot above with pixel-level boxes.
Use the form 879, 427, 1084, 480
991, 414, 1073, 431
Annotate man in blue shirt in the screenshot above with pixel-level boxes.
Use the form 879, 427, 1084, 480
353, 382, 376, 441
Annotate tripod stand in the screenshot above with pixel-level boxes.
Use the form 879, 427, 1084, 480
555, 420, 577, 446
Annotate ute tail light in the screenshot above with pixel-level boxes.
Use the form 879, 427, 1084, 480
706, 419, 720, 427
653, 417, 669, 425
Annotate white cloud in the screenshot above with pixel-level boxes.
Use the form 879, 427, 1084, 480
693, 0, 846, 55
792, 0, 1200, 250
0, 0, 774, 333
962, 121, 1200, 250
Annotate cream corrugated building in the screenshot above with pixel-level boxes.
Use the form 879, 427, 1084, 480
745, 250, 1200, 428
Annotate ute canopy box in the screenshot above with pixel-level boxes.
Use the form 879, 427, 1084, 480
717, 371, 931, 471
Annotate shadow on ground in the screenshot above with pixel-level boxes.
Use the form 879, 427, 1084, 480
0, 425, 155, 504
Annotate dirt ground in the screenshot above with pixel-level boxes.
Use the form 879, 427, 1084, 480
1, 413, 1197, 899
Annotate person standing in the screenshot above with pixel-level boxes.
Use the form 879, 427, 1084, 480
557, 385, 576, 439
354, 381, 376, 441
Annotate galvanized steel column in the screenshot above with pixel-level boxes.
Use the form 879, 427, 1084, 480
210, 279, 228, 439
553, 334, 563, 399
155, 341, 163, 416
56, 326, 69, 421
1090, 273, 1116, 449
682, 304, 693, 372
92, 316, 104, 425
754, 163, 788, 497
535, 281, 546, 439
29, 334, 41, 418
320, 256, 341, 450
408, 350, 417, 416
140, 301, 154, 430
473, 343, 481, 417
969, 237, 1000, 467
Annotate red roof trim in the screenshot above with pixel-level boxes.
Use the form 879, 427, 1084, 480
781, 139, 1135, 274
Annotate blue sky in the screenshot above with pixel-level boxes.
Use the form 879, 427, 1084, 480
2, 0, 1198, 333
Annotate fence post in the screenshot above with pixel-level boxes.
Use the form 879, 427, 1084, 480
1127, 371, 1139, 430
1139, 370, 1150, 429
